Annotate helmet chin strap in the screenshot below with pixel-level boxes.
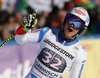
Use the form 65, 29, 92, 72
62, 30, 77, 42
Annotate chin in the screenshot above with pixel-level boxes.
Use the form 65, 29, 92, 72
65, 33, 72, 38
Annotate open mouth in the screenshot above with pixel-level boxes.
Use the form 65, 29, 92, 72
68, 28, 73, 32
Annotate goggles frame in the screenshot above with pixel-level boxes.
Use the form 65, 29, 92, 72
66, 14, 85, 29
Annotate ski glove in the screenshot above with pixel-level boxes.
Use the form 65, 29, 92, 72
22, 10, 37, 32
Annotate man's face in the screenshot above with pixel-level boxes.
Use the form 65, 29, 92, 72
63, 23, 79, 38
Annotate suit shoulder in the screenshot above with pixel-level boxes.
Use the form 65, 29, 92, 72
51, 28, 61, 34
74, 42, 88, 55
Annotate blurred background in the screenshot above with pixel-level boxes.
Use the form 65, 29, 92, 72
0, 0, 100, 78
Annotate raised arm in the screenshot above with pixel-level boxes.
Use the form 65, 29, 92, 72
15, 11, 50, 45
15, 27, 50, 45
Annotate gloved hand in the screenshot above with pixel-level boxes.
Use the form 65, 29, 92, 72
22, 10, 37, 32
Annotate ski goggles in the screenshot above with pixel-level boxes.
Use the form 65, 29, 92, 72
66, 14, 85, 29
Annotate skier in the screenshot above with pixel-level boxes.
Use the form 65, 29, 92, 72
15, 7, 90, 78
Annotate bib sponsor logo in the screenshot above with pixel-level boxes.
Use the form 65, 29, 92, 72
78, 64, 84, 78
34, 61, 59, 78
44, 38, 75, 60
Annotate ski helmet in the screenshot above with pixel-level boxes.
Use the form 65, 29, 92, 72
63, 7, 90, 34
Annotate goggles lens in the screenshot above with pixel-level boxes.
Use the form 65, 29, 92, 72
66, 14, 84, 29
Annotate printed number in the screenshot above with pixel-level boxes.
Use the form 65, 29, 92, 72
50, 57, 62, 70
42, 51, 52, 63
42, 51, 62, 70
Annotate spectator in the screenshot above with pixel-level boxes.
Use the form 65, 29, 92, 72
94, 13, 100, 33
1, 15, 17, 40
58, 10, 67, 27
0, 11, 8, 25
15, 12, 23, 29
87, 7, 97, 34
0, 11, 9, 40
45, 15, 62, 29
1, 0, 17, 14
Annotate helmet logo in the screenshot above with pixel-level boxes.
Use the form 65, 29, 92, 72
74, 9, 86, 16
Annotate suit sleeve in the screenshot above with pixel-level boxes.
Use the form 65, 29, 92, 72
69, 50, 88, 78
15, 27, 50, 45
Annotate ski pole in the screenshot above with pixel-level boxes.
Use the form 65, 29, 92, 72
0, 26, 25, 48
0, 10, 37, 49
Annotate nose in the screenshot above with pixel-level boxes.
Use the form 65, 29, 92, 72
69, 23, 74, 28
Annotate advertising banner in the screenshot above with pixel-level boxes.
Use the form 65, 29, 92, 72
0, 44, 40, 78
